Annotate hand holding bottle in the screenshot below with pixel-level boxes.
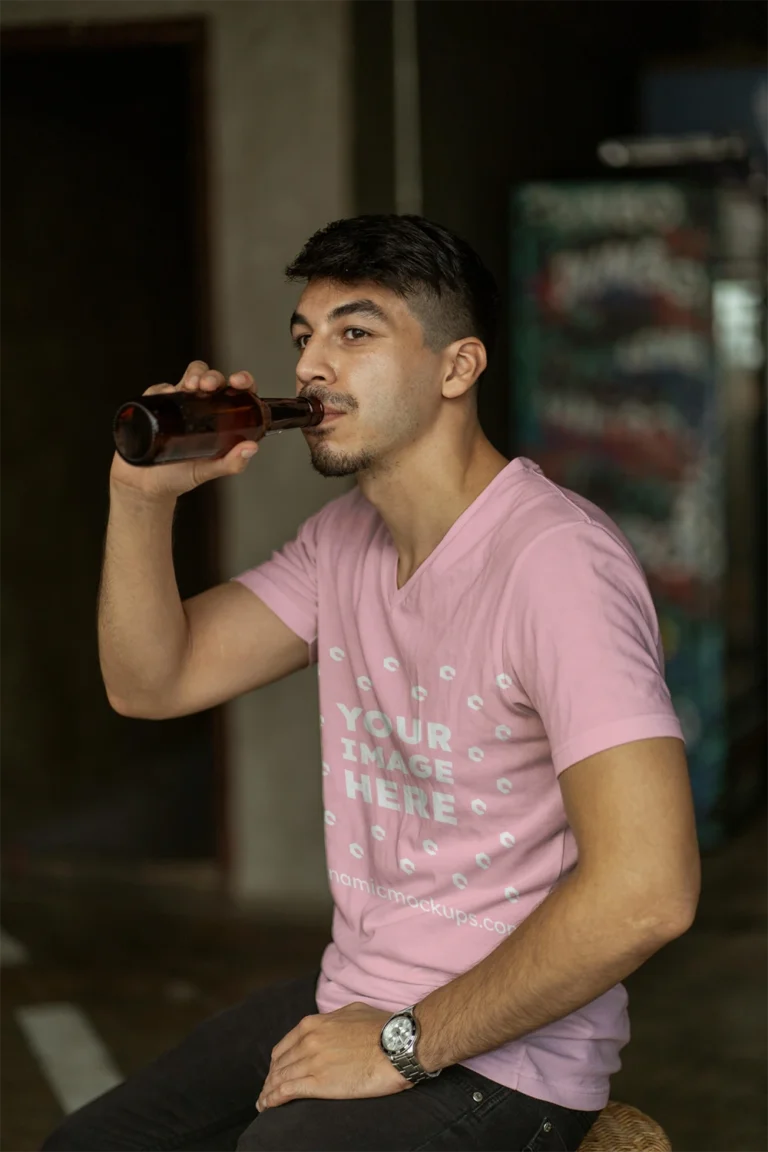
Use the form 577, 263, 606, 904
110, 362, 262, 501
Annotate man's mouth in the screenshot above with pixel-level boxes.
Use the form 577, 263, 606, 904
317, 410, 347, 426
301, 396, 351, 431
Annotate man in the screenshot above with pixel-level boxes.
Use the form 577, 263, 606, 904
46, 215, 700, 1152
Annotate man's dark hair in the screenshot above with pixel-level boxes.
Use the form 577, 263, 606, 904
285, 215, 499, 379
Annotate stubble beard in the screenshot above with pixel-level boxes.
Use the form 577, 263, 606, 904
307, 435, 378, 478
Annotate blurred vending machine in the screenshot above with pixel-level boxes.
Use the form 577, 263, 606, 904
511, 179, 766, 848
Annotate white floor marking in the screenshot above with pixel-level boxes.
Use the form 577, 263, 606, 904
15, 1003, 123, 1114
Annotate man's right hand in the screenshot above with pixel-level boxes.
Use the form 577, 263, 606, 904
109, 360, 260, 501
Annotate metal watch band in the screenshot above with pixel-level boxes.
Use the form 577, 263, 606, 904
390, 1048, 441, 1085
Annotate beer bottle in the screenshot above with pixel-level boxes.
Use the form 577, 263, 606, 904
113, 388, 324, 466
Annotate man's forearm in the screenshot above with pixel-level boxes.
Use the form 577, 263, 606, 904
414, 869, 691, 1074
98, 483, 188, 711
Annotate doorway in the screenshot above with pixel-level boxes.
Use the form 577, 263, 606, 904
1, 19, 224, 864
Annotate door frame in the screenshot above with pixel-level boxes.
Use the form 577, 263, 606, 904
1, 16, 230, 884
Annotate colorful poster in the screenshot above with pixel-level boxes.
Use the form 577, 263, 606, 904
511, 181, 727, 846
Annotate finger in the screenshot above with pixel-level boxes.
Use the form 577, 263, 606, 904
196, 370, 226, 393
142, 382, 177, 396
229, 370, 257, 391
270, 1023, 306, 1063
180, 368, 225, 393
179, 360, 209, 387
264, 1046, 306, 1089
188, 439, 259, 487
257, 1074, 313, 1112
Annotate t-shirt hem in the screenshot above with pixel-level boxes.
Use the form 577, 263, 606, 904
458, 1060, 610, 1111
552, 714, 686, 776
231, 572, 317, 646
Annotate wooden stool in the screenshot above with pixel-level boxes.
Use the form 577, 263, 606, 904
577, 1100, 672, 1151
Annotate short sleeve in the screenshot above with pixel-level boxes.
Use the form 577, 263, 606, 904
504, 522, 685, 775
230, 510, 323, 662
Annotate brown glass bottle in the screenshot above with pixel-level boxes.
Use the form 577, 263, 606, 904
113, 388, 324, 466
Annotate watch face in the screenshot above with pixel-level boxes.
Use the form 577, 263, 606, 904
382, 1015, 416, 1054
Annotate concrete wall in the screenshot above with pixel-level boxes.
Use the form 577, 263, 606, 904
2, 0, 354, 916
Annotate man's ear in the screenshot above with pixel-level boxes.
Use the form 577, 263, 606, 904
442, 338, 487, 400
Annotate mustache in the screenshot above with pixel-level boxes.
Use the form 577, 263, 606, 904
300, 390, 356, 413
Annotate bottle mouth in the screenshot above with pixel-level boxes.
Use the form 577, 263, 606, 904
113, 402, 159, 465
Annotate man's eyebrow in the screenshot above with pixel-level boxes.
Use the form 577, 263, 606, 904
328, 299, 390, 325
289, 299, 391, 331
290, 310, 310, 331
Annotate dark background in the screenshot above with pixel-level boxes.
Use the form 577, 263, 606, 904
1, 27, 220, 860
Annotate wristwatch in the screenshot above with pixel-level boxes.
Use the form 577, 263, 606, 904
379, 1005, 442, 1085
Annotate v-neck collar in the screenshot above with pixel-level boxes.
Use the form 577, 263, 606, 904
385, 458, 528, 606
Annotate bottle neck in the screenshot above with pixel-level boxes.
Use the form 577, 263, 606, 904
264, 396, 324, 433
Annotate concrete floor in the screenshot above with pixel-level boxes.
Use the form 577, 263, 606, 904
2, 811, 765, 1152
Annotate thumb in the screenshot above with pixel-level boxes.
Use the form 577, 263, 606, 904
191, 440, 259, 486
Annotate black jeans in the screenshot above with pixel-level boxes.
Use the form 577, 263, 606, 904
42, 970, 601, 1151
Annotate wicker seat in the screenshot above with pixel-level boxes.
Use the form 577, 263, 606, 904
577, 1100, 672, 1151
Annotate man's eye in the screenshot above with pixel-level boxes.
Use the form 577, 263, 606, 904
293, 334, 310, 351
344, 328, 368, 341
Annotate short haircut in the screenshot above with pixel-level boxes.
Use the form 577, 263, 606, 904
285, 215, 499, 379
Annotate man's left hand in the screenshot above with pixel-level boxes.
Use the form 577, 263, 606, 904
256, 1001, 413, 1112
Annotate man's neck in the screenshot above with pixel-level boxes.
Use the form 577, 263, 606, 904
356, 431, 510, 590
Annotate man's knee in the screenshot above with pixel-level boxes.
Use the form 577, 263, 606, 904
41, 1115, 94, 1151
235, 1117, 261, 1151
41, 1107, 125, 1151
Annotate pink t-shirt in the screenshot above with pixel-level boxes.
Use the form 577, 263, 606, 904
233, 457, 684, 1111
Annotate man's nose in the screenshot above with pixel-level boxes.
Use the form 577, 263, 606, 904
296, 344, 335, 389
